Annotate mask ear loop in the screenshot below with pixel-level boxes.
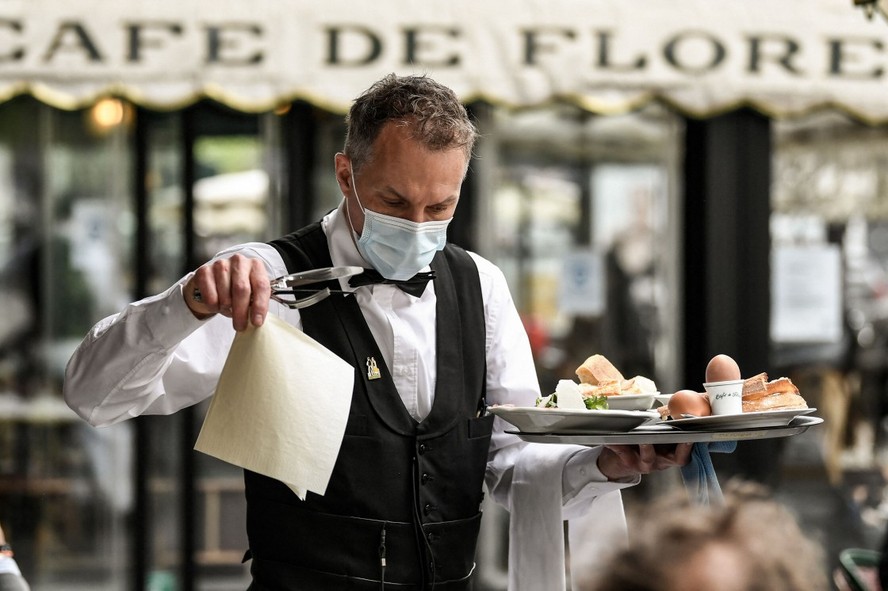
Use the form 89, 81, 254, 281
344, 161, 366, 239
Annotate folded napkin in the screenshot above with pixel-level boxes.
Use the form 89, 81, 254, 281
679, 440, 737, 505
194, 314, 354, 500
509, 443, 622, 591
508, 443, 585, 591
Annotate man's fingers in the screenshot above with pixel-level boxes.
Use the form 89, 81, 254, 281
674, 442, 694, 466
638, 444, 656, 464
224, 255, 272, 330
248, 258, 271, 327
212, 259, 233, 310
184, 265, 221, 319
606, 442, 694, 474
228, 255, 255, 331
183, 256, 271, 330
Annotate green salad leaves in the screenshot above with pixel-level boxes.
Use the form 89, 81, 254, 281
535, 393, 609, 410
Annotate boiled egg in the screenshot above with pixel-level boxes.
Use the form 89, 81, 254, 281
705, 354, 741, 383
668, 389, 711, 418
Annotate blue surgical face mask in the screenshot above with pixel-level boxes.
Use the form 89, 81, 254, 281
347, 164, 452, 280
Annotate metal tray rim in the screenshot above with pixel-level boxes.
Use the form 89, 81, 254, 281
509, 415, 824, 445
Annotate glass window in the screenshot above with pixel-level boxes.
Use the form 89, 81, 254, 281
188, 104, 279, 590
474, 103, 683, 585
312, 110, 348, 220
772, 113, 888, 546
487, 104, 683, 395
0, 97, 134, 589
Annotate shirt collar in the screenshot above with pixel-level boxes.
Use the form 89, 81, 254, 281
323, 200, 366, 269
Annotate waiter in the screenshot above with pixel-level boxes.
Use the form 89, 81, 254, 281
63, 73, 692, 590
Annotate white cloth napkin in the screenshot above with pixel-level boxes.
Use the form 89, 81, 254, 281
509, 444, 629, 591
508, 444, 583, 591
194, 314, 354, 500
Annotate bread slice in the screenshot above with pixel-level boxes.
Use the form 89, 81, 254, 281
743, 393, 807, 412
578, 380, 622, 397
740, 374, 806, 411
765, 377, 799, 396
576, 354, 625, 385
741, 372, 769, 400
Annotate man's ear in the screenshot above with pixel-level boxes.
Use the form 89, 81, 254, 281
333, 153, 352, 193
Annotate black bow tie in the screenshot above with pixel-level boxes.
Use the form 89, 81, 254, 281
348, 269, 436, 297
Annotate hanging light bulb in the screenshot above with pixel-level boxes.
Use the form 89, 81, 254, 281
92, 98, 125, 129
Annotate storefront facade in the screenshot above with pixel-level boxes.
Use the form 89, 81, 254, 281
1, 1, 887, 589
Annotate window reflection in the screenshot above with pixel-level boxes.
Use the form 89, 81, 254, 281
489, 105, 681, 396
0, 97, 133, 589
474, 104, 683, 585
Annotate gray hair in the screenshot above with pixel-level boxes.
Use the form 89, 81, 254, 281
344, 74, 478, 173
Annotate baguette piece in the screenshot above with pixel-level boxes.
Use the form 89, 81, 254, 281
742, 375, 807, 412
765, 377, 799, 396
576, 354, 625, 385
741, 372, 769, 401
743, 393, 807, 412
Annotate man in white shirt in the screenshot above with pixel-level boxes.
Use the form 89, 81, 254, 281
64, 73, 691, 590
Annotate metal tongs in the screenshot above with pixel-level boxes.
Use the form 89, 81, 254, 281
270, 266, 364, 309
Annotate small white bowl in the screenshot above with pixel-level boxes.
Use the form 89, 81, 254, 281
653, 393, 672, 407
606, 393, 656, 411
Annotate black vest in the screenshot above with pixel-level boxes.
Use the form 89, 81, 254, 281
243, 223, 492, 591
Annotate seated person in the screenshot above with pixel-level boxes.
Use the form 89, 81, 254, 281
575, 480, 828, 591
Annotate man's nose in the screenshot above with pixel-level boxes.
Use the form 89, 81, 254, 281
401, 208, 428, 224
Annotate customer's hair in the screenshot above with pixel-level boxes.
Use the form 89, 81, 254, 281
578, 480, 828, 591
344, 73, 477, 172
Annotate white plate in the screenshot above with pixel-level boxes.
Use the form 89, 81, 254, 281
606, 394, 656, 411
665, 408, 817, 430
488, 406, 658, 434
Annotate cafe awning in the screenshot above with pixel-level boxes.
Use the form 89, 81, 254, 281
3, 0, 888, 122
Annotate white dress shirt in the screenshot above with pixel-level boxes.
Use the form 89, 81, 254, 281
63, 202, 636, 570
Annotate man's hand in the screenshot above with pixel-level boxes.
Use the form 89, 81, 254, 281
597, 442, 693, 481
183, 254, 271, 331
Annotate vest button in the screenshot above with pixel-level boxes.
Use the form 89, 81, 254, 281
428, 532, 438, 543
418, 444, 427, 455
421, 472, 433, 484
424, 503, 436, 515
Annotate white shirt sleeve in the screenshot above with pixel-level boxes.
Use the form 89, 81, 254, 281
63, 233, 633, 510
471, 253, 633, 510
63, 243, 291, 427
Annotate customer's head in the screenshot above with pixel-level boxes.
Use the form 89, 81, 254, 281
578, 480, 828, 591
343, 73, 477, 174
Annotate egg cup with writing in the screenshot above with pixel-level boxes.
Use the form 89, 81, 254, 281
703, 379, 743, 415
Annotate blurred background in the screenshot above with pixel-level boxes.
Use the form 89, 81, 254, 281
2, 0, 888, 588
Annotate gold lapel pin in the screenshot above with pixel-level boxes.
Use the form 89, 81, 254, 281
366, 357, 381, 380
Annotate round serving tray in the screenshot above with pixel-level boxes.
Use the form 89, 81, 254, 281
509, 415, 823, 445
